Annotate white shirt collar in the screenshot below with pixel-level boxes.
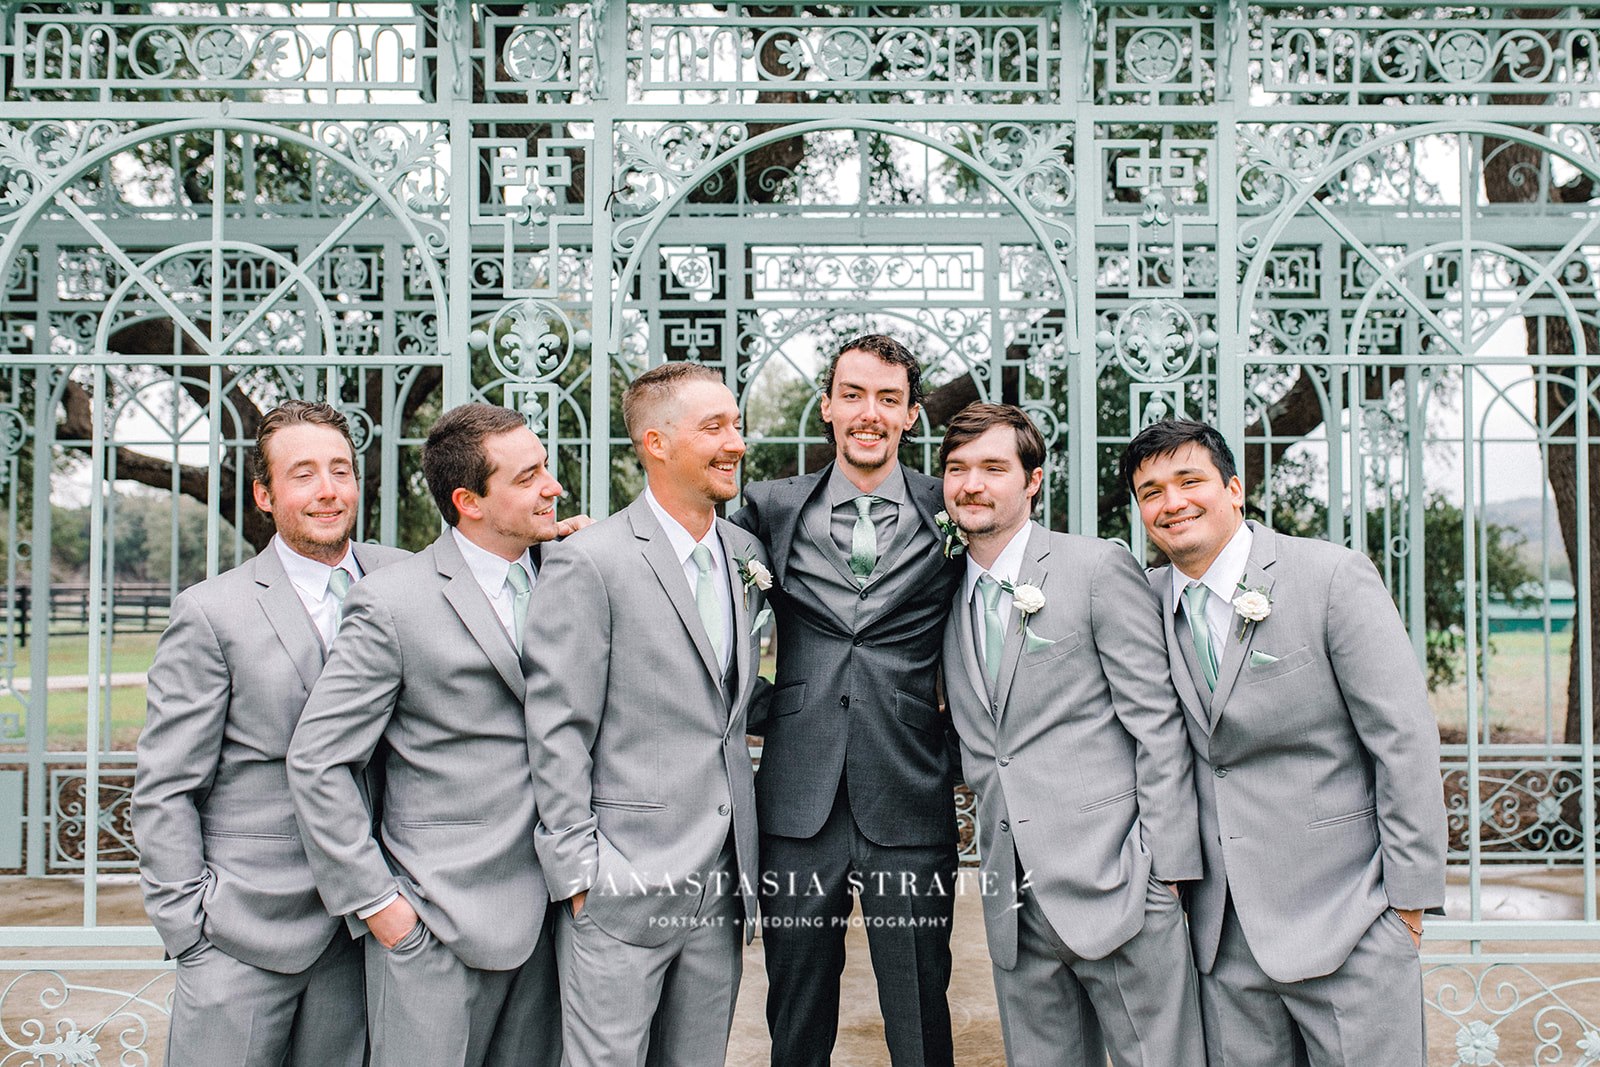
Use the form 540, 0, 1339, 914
273, 535, 357, 601
964, 521, 1034, 603
644, 484, 724, 568
1169, 520, 1253, 611
450, 526, 534, 599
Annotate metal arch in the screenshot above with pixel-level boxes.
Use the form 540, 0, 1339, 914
607, 117, 1078, 373
1236, 120, 1600, 348
1344, 238, 1593, 363
0, 118, 450, 353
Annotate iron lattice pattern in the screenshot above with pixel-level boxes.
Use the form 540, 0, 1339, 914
0, 4, 1598, 1063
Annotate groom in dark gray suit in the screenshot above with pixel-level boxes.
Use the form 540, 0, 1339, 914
1123, 418, 1447, 1067
289, 404, 577, 1067
731, 334, 964, 1067
134, 401, 407, 1066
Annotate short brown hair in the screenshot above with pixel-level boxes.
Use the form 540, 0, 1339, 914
939, 402, 1047, 482
253, 401, 356, 488
422, 404, 528, 526
622, 361, 723, 449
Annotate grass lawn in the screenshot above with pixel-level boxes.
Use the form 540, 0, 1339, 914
1430, 629, 1573, 743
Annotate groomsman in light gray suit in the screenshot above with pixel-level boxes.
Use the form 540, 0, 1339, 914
525, 361, 768, 1067
288, 404, 578, 1067
939, 404, 1205, 1067
134, 401, 407, 1066
1122, 418, 1448, 1067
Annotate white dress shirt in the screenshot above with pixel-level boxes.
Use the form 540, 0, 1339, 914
964, 520, 1034, 650
450, 527, 536, 644
272, 535, 361, 648
645, 485, 734, 671
1169, 520, 1253, 656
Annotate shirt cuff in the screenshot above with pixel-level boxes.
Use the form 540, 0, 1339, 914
355, 890, 400, 920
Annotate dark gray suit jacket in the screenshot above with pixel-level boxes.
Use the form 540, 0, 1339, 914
133, 540, 407, 973
1152, 522, 1448, 983
732, 464, 964, 847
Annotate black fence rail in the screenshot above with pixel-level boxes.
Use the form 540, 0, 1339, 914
6, 583, 173, 641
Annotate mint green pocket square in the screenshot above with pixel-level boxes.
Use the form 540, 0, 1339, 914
1249, 650, 1279, 667
1023, 628, 1056, 654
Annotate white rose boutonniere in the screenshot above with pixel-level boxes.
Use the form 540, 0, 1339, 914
1002, 581, 1048, 638
737, 554, 775, 636
1231, 584, 1272, 640
934, 510, 968, 559
737, 555, 773, 592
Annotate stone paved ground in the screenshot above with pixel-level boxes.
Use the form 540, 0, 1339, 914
5, 872, 1600, 1065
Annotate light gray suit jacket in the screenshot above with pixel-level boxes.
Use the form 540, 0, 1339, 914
525, 496, 767, 948
944, 523, 1201, 969
287, 531, 550, 972
1152, 521, 1448, 983
133, 540, 407, 973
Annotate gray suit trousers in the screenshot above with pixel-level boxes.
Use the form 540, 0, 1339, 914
554, 843, 742, 1067
995, 874, 1203, 1067
365, 905, 561, 1067
1200, 900, 1424, 1067
165, 932, 364, 1067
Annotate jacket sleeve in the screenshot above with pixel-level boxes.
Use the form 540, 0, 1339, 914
1326, 550, 1448, 912
132, 591, 231, 957
286, 584, 405, 919
1091, 546, 1203, 882
524, 541, 612, 900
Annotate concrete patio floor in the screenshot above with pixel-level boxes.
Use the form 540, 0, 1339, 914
4, 868, 1600, 1064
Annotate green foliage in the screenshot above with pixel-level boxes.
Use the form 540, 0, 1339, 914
50, 493, 235, 587
1395, 493, 1535, 690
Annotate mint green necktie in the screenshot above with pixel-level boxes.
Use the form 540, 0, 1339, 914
327, 567, 353, 636
850, 496, 878, 585
506, 561, 532, 649
978, 574, 1004, 686
1184, 583, 1218, 690
691, 544, 725, 657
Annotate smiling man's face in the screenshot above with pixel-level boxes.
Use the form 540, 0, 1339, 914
820, 348, 919, 480
1133, 442, 1244, 577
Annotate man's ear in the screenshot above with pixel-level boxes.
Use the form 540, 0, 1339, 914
640, 426, 671, 464
451, 486, 482, 523
252, 480, 273, 515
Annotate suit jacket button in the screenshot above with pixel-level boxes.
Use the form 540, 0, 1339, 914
999, 819, 1009, 832
1214, 766, 1228, 778
718, 804, 731, 817
998, 757, 1010, 767
859, 589, 869, 600
853, 638, 864, 646
840, 695, 850, 708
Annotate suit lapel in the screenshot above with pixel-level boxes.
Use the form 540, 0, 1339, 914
992, 524, 1049, 722
719, 519, 753, 722
765, 473, 819, 590
1160, 570, 1212, 737
801, 481, 860, 588
861, 470, 926, 588
951, 581, 990, 713
631, 499, 722, 685
1208, 523, 1278, 720
434, 533, 526, 700
254, 545, 325, 689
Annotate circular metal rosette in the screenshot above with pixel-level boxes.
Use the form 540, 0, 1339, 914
1109, 299, 1207, 384
472, 300, 578, 383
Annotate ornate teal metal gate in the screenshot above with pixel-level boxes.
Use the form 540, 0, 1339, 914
1, 3, 1596, 1062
